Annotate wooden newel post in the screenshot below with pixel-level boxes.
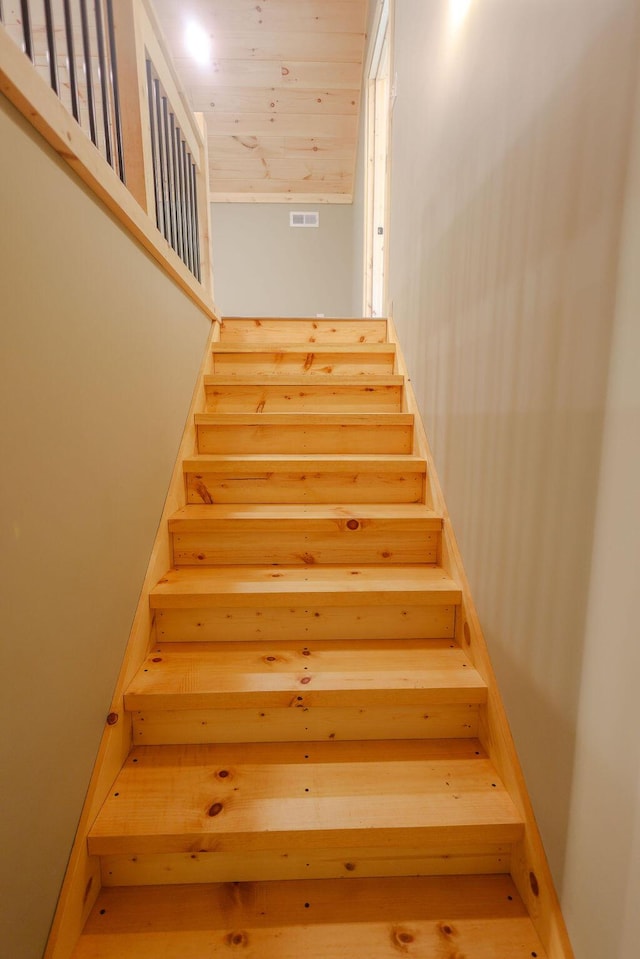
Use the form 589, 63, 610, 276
110, 0, 155, 215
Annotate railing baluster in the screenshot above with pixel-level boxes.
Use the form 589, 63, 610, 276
161, 96, 176, 250
19, 0, 34, 60
154, 81, 170, 242
146, 59, 163, 232
94, 0, 113, 167
43, 0, 60, 95
104, 0, 125, 182
62, 0, 80, 122
170, 115, 184, 261
79, 0, 98, 146
180, 138, 193, 275
189, 158, 201, 282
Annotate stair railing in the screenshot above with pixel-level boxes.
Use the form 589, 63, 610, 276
0, 0, 215, 307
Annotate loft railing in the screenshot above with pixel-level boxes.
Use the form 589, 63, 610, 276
0, 0, 214, 300
146, 58, 201, 282
1, 1, 124, 174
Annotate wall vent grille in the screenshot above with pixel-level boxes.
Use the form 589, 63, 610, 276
290, 212, 319, 227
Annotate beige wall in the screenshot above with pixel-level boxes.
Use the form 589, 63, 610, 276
387, 1, 640, 955
562, 58, 640, 956
0, 96, 210, 958
210, 202, 355, 317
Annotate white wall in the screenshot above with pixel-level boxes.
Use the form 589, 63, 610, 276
210, 202, 355, 317
0, 95, 210, 959
562, 61, 640, 957
386, 1, 640, 955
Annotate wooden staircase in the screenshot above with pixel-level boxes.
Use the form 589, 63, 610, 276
67, 317, 572, 958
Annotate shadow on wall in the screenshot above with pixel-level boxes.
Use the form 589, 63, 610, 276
390, 1, 639, 887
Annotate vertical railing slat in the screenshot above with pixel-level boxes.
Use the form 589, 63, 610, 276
62, 0, 80, 122
104, 0, 125, 181
154, 79, 170, 242
78, 0, 98, 146
43, 0, 60, 95
190, 157, 201, 282
180, 138, 194, 275
146, 58, 162, 231
19, 0, 34, 60
94, 0, 113, 167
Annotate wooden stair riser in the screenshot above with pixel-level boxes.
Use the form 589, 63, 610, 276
184, 460, 426, 505
153, 603, 457, 643
212, 345, 396, 376
131, 704, 481, 745
171, 524, 439, 566
219, 317, 388, 344
100, 840, 511, 887
204, 377, 403, 413
195, 415, 414, 455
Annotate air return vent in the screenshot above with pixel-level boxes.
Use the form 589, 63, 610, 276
290, 212, 319, 227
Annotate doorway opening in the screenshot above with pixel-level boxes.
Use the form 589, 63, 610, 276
364, 0, 392, 317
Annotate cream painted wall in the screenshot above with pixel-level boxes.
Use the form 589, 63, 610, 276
562, 62, 640, 956
0, 97, 210, 958
387, 1, 640, 955
210, 202, 354, 317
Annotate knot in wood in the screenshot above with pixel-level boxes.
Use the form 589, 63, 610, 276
225, 930, 249, 947
208, 802, 224, 817
392, 927, 415, 950
106, 712, 119, 726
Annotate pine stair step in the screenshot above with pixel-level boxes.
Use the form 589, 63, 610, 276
219, 316, 388, 345
195, 411, 414, 454
203, 375, 403, 413
151, 565, 458, 643
126, 638, 487, 710
73, 875, 547, 959
184, 453, 426, 504
169, 502, 441, 565
212, 343, 396, 375
127, 639, 487, 745
87, 740, 524, 862
149, 565, 460, 609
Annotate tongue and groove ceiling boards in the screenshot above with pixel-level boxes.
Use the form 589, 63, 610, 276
151, 0, 368, 203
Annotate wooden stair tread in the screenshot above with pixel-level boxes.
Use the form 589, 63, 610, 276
169, 502, 442, 528
150, 565, 461, 608
125, 639, 487, 710
73, 875, 547, 958
88, 740, 523, 855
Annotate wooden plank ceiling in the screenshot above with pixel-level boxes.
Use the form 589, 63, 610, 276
151, 0, 368, 203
